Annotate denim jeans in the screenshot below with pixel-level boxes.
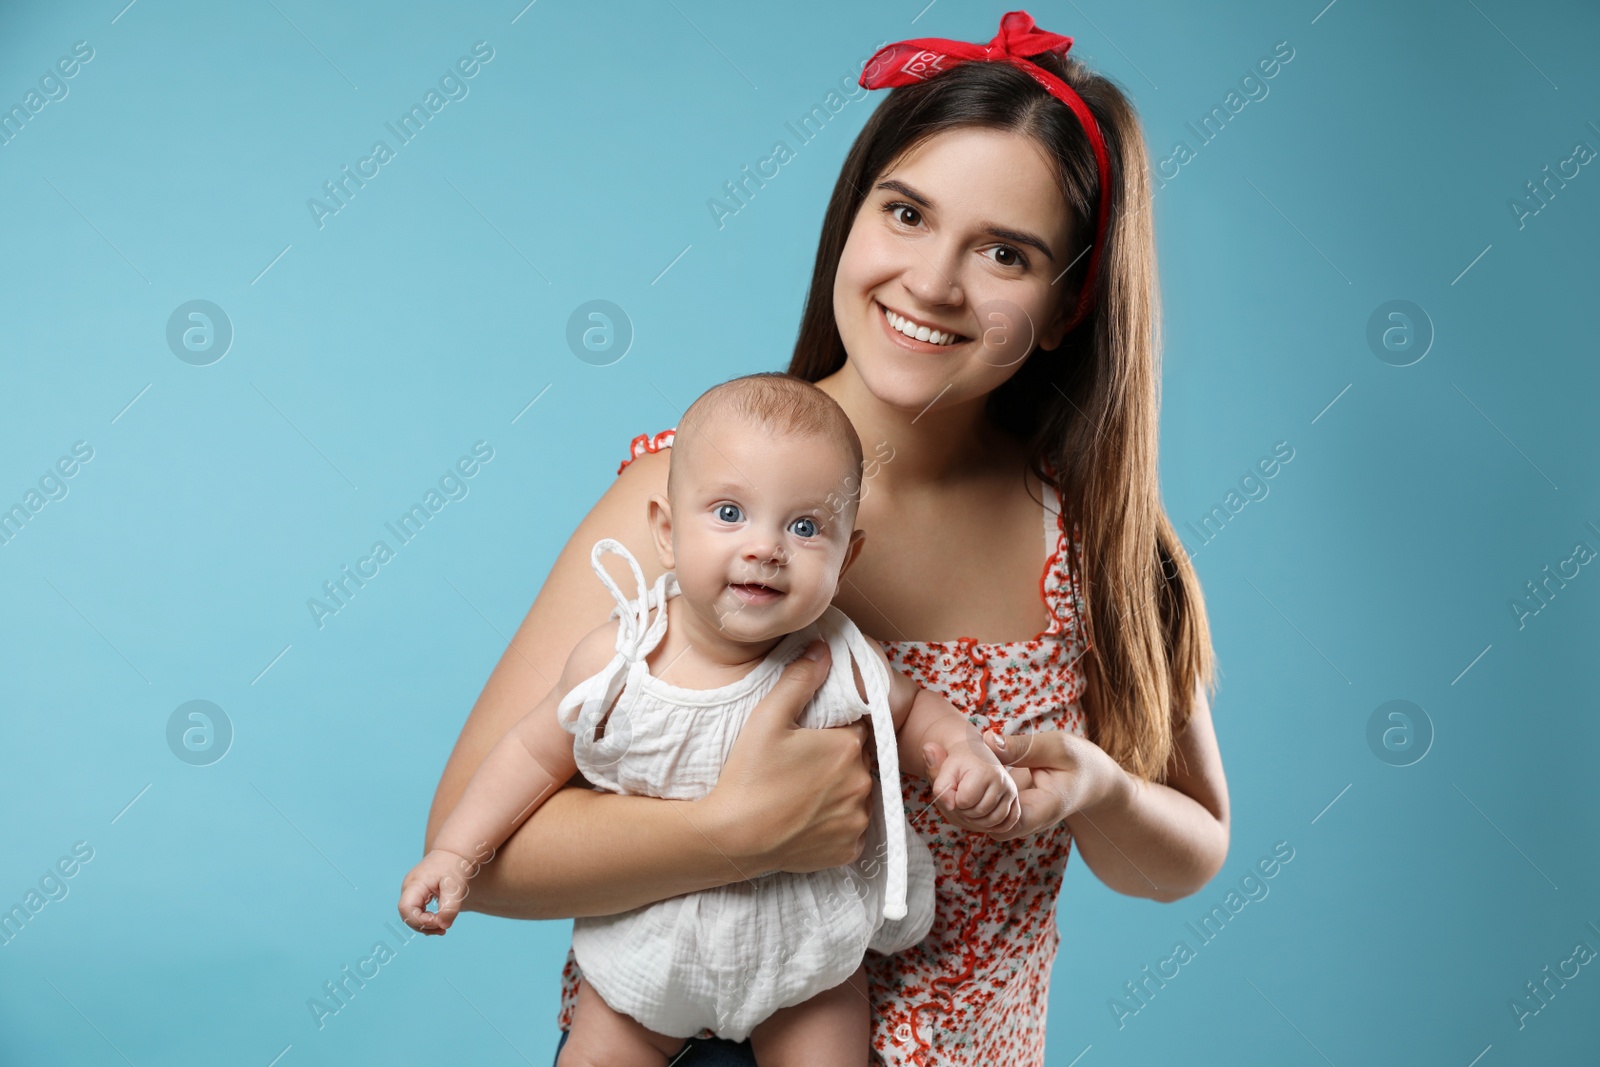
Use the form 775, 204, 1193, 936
552, 1027, 758, 1065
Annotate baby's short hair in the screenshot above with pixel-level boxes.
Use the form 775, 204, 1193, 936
671, 373, 864, 518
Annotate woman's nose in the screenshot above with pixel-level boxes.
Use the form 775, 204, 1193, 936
902, 243, 964, 306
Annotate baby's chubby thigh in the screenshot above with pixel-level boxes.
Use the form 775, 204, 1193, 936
557, 977, 688, 1067
749, 960, 871, 1067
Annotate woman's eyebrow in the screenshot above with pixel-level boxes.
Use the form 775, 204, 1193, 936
875, 178, 932, 208
874, 178, 1057, 263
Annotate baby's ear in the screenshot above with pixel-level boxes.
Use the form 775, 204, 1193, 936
839, 527, 866, 577
647, 494, 675, 569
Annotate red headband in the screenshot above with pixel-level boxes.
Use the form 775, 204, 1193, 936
858, 10, 1112, 333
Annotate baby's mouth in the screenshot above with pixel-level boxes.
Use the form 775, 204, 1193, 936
729, 583, 784, 604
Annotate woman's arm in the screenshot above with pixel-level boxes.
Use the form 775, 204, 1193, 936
422, 448, 879, 920
966, 679, 1230, 902
1060, 681, 1229, 902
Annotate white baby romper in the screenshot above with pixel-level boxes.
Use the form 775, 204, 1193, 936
555, 538, 937, 1043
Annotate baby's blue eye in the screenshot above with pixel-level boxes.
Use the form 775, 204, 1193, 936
791, 517, 819, 538
716, 503, 742, 523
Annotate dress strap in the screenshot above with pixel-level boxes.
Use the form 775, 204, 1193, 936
1037, 467, 1086, 650
617, 428, 677, 475
1042, 479, 1061, 557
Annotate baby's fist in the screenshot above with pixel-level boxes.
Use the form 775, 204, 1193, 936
925, 740, 1021, 835
398, 849, 473, 935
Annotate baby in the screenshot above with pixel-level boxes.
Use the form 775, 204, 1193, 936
399, 372, 1021, 1067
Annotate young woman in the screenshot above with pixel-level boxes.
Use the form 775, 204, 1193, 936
421, 12, 1229, 1066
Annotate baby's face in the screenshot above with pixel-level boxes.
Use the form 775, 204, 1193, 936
654, 419, 862, 643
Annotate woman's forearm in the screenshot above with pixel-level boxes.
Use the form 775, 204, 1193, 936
442, 783, 758, 920
1066, 769, 1228, 903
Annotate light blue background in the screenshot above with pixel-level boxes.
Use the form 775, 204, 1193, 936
3, 0, 1597, 1064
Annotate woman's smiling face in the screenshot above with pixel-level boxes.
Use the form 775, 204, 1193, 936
832, 125, 1078, 414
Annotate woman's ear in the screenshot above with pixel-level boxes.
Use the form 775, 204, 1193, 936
1039, 300, 1071, 353
647, 494, 675, 570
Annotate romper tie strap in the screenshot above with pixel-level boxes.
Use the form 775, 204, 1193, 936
555, 538, 677, 743
824, 615, 913, 922
590, 537, 672, 662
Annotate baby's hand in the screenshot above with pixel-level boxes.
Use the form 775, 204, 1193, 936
397, 849, 475, 935
924, 739, 1021, 835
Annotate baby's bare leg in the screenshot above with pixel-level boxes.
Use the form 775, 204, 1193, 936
556, 977, 688, 1067
749, 961, 871, 1067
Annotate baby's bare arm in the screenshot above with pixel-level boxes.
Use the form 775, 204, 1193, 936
428, 625, 611, 861
851, 640, 981, 782
848, 640, 1018, 831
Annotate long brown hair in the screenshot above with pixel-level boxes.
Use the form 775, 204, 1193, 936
787, 50, 1216, 783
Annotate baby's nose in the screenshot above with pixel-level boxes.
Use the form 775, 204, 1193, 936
743, 540, 786, 566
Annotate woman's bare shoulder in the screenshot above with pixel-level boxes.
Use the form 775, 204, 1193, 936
529, 444, 674, 635
614, 438, 671, 486
562, 447, 671, 657
601, 445, 671, 565
479, 444, 671, 701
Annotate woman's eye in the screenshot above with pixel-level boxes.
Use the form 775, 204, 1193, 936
986, 245, 1028, 269
791, 517, 819, 538
716, 503, 742, 523
884, 202, 921, 228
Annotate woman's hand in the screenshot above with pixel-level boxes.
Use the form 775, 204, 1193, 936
924, 729, 1129, 841
698, 640, 878, 877
985, 729, 1129, 841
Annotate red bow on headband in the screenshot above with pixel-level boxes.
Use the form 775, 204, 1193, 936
858, 11, 1112, 333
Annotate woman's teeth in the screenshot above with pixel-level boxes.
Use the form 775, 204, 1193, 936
882, 303, 964, 346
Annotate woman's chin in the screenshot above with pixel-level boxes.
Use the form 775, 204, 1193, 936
856, 363, 976, 416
